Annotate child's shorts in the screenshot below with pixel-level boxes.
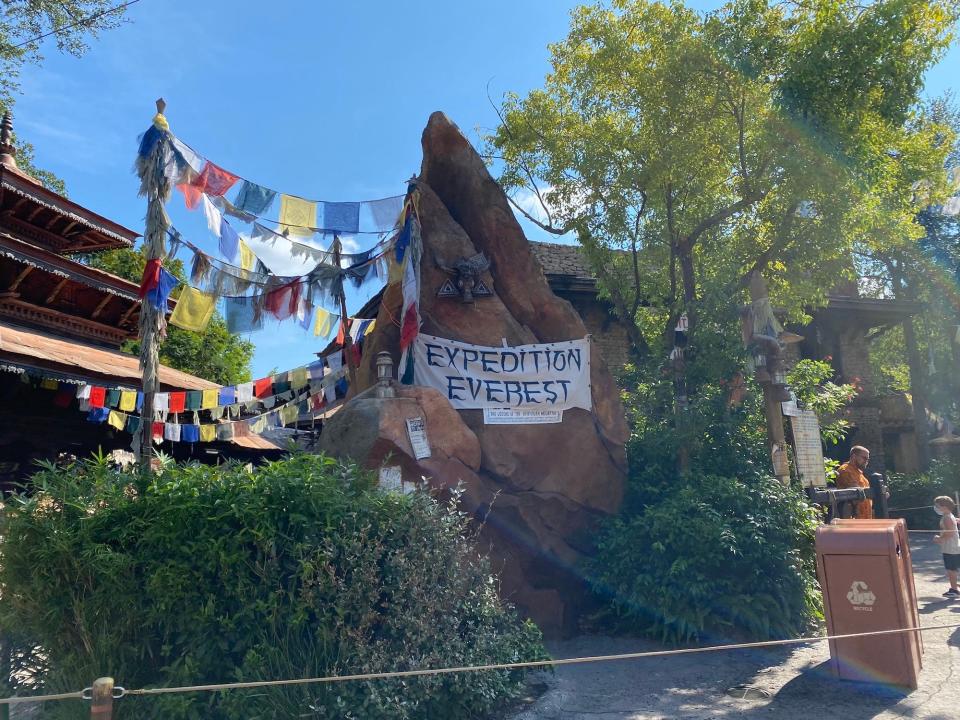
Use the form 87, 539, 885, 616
944, 553, 960, 571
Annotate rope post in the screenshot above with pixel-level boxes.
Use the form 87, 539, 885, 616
332, 236, 359, 391
89, 678, 114, 720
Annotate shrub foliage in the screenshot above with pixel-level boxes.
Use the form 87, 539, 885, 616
587, 360, 822, 644
0, 454, 544, 719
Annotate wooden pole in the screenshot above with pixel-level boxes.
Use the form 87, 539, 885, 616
749, 271, 791, 486
89, 677, 114, 720
332, 236, 359, 390
137, 98, 171, 470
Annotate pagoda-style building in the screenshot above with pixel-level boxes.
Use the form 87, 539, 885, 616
0, 112, 277, 485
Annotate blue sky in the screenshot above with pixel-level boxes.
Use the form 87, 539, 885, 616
16, 0, 959, 378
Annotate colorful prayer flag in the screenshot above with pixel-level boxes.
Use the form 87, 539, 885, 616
201, 389, 219, 410
178, 162, 239, 210
88, 386, 106, 408
233, 181, 276, 215
107, 411, 126, 431
219, 217, 240, 263
279, 195, 317, 237
199, 425, 216, 442
254, 377, 273, 399
313, 308, 334, 338
169, 287, 217, 332
119, 390, 137, 412
169, 392, 186, 413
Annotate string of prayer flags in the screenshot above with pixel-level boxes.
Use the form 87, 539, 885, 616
169, 286, 217, 332
279, 195, 317, 238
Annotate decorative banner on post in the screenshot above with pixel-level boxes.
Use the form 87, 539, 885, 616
412, 334, 591, 411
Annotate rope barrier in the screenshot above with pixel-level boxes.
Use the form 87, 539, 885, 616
3, 621, 959, 706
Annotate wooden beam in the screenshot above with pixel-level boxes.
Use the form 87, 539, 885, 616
7, 265, 32, 293
118, 302, 138, 327
25, 205, 43, 223
90, 294, 111, 319
44, 213, 62, 231
45, 277, 69, 304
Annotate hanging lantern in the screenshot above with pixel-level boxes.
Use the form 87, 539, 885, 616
772, 368, 787, 386
753, 351, 767, 368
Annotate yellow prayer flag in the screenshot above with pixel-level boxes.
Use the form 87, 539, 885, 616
290, 367, 309, 390
387, 254, 404, 284
279, 195, 317, 237
40, 378, 58, 390
107, 411, 125, 431
199, 424, 216, 442
119, 390, 137, 412
365, 319, 376, 335
169, 287, 216, 332
238, 239, 256, 272
201, 389, 219, 409
313, 308, 334, 338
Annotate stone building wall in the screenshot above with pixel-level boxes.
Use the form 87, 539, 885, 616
565, 296, 632, 377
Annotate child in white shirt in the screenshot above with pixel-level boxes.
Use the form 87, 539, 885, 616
933, 495, 960, 598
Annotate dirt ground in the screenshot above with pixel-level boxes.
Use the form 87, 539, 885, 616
509, 532, 960, 720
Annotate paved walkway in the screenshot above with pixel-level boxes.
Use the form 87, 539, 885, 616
510, 534, 959, 719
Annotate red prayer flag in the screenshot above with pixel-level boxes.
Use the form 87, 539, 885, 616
168, 392, 186, 413
152, 422, 165, 441
399, 304, 419, 350
177, 162, 239, 210
139, 258, 162, 299
88, 386, 106, 408
336, 318, 347, 346
264, 281, 302, 321
254, 377, 273, 398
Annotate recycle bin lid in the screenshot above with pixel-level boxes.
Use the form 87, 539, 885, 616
816, 522, 901, 554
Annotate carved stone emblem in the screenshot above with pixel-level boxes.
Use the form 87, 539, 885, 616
436, 253, 493, 303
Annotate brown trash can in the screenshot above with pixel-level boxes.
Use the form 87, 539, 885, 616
815, 519, 922, 689
830, 518, 922, 657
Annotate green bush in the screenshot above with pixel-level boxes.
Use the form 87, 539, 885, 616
886, 459, 960, 530
588, 474, 821, 643
589, 349, 823, 644
0, 453, 545, 719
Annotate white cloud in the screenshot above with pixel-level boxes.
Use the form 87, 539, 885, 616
510, 186, 555, 225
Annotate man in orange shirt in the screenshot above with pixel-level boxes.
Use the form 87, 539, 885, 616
836, 445, 873, 519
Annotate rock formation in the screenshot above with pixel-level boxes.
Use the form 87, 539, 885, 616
326, 112, 628, 636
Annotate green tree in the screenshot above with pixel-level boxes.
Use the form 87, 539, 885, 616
489, 0, 955, 365
861, 93, 960, 467
85, 246, 255, 385
1, 1, 131, 193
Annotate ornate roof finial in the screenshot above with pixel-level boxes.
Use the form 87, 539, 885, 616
0, 110, 18, 170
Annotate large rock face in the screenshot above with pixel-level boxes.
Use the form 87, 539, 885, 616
343, 112, 628, 636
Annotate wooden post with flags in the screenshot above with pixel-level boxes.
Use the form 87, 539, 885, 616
135, 98, 174, 469
332, 236, 359, 390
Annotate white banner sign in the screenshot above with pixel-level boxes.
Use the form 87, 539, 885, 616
484, 408, 564, 425
413, 333, 592, 411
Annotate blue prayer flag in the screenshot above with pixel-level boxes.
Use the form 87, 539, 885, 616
233, 181, 276, 216
322, 202, 360, 234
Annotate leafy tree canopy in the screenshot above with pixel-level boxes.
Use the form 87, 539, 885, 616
0, 1, 131, 193
489, 0, 957, 359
